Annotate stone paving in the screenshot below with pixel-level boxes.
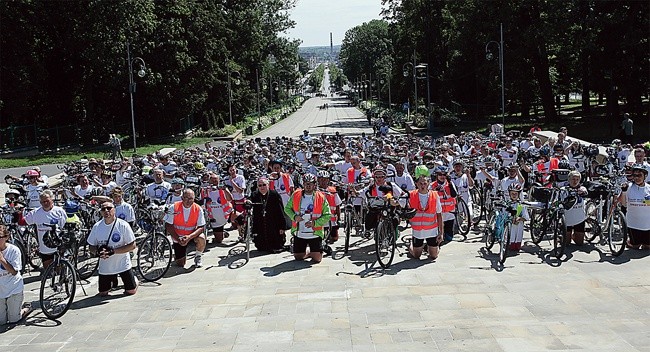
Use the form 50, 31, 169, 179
1, 227, 649, 352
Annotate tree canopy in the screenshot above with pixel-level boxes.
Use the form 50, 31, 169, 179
340, 0, 649, 121
0, 0, 301, 146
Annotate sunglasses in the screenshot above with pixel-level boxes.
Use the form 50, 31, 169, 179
257, 184, 268, 186
101, 206, 114, 211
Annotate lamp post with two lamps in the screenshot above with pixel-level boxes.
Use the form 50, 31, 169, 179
485, 23, 505, 126
227, 62, 241, 126
126, 41, 147, 153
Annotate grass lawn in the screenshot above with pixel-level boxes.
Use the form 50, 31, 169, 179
0, 137, 214, 169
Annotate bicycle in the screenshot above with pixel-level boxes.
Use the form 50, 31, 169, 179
527, 187, 573, 259
341, 181, 369, 254
482, 199, 517, 265
583, 175, 628, 256
367, 192, 413, 269
136, 200, 173, 282
38, 223, 88, 320
453, 196, 471, 238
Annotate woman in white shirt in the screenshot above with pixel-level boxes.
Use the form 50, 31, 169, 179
620, 165, 650, 249
0, 225, 26, 325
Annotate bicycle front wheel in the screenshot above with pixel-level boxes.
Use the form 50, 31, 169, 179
529, 209, 547, 245
40, 260, 76, 320
499, 222, 511, 265
375, 220, 396, 269
26, 230, 42, 271
552, 214, 567, 259
483, 215, 496, 250
75, 239, 99, 280
607, 210, 627, 257
137, 233, 172, 282
456, 197, 471, 237
344, 210, 352, 254
584, 201, 599, 243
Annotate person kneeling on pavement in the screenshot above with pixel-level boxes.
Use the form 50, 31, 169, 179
249, 177, 288, 253
0, 225, 30, 325
285, 174, 332, 263
87, 202, 137, 296
408, 168, 444, 260
359, 166, 405, 235
165, 189, 207, 268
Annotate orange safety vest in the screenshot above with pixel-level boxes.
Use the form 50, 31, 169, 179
270, 173, 291, 194
323, 186, 338, 222
291, 189, 326, 231
173, 202, 202, 236
408, 190, 439, 231
430, 180, 456, 213
347, 167, 367, 184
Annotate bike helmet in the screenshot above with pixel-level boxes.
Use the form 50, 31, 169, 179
317, 170, 330, 179
558, 159, 571, 170
372, 166, 387, 176
414, 165, 430, 179
171, 178, 185, 185
452, 159, 464, 167
5, 188, 21, 198
508, 183, 523, 192
553, 144, 564, 155
611, 139, 621, 146
302, 173, 317, 184
631, 164, 649, 176
64, 200, 80, 215
585, 144, 600, 157
483, 156, 497, 164
433, 165, 448, 175
194, 162, 205, 171
26, 170, 39, 177
539, 145, 550, 157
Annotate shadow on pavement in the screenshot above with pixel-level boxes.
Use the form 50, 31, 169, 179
260, 259, 313, 277
70, 292, 125, 311
312, 120, 370, 130
215, 245, 271, 269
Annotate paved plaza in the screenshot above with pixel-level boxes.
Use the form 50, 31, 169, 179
1, 228, 649, 352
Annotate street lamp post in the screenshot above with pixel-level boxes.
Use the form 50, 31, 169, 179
126, 41, 146, 153
256, 68, 261, 130
485, 23, 505, 126
227, 63, 241, 125
403, 61, 418, 114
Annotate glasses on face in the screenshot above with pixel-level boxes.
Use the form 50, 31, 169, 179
101, 206, 114, 211
257, 184, 268, 187
375, 175, 386, 179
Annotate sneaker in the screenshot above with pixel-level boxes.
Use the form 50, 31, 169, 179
194, 255, 203, 268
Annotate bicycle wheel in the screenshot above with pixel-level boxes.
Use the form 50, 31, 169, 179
344, 210, 352, 254
483, 215, 496, 250
552, 214, 567, 259
529, 209, 547, 244
26, 229, 42, 271
456, 198, 471, 236
499, 222, 511, 265
75, 238, 99, 280
607, 210, 627, 257
375, 220, 395, 268
583, 201, 599, 243
137, 233, 172, 282
39, 260, 76, 320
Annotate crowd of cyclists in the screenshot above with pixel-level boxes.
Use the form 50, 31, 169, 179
1, 124, 650, 323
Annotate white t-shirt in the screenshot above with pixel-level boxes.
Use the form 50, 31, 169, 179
226, 174, 246, 201
498, 146, 518, 166
451, 173, 471, 202
25, 184, 45, 208
24, 206, 68, 254
146, 181, 171, 201
297, 194, 317, 239
271, 174, 294, 206
114, 201, 136, 222
394, 174, 416, 192
617, 149, 631, 169
0, 243, 23, 299
563, 187, 588, 227
74, 185, 94, 198
335, 161, 353, 175
156, 161, 178, 175
87, 218, 136, 275
624, 183, 650, 230
411, 192, 443, 240
166, 192, 183, 205
101, 181, 118, 196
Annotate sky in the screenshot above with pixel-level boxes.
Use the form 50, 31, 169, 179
284, 0, 384, 47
